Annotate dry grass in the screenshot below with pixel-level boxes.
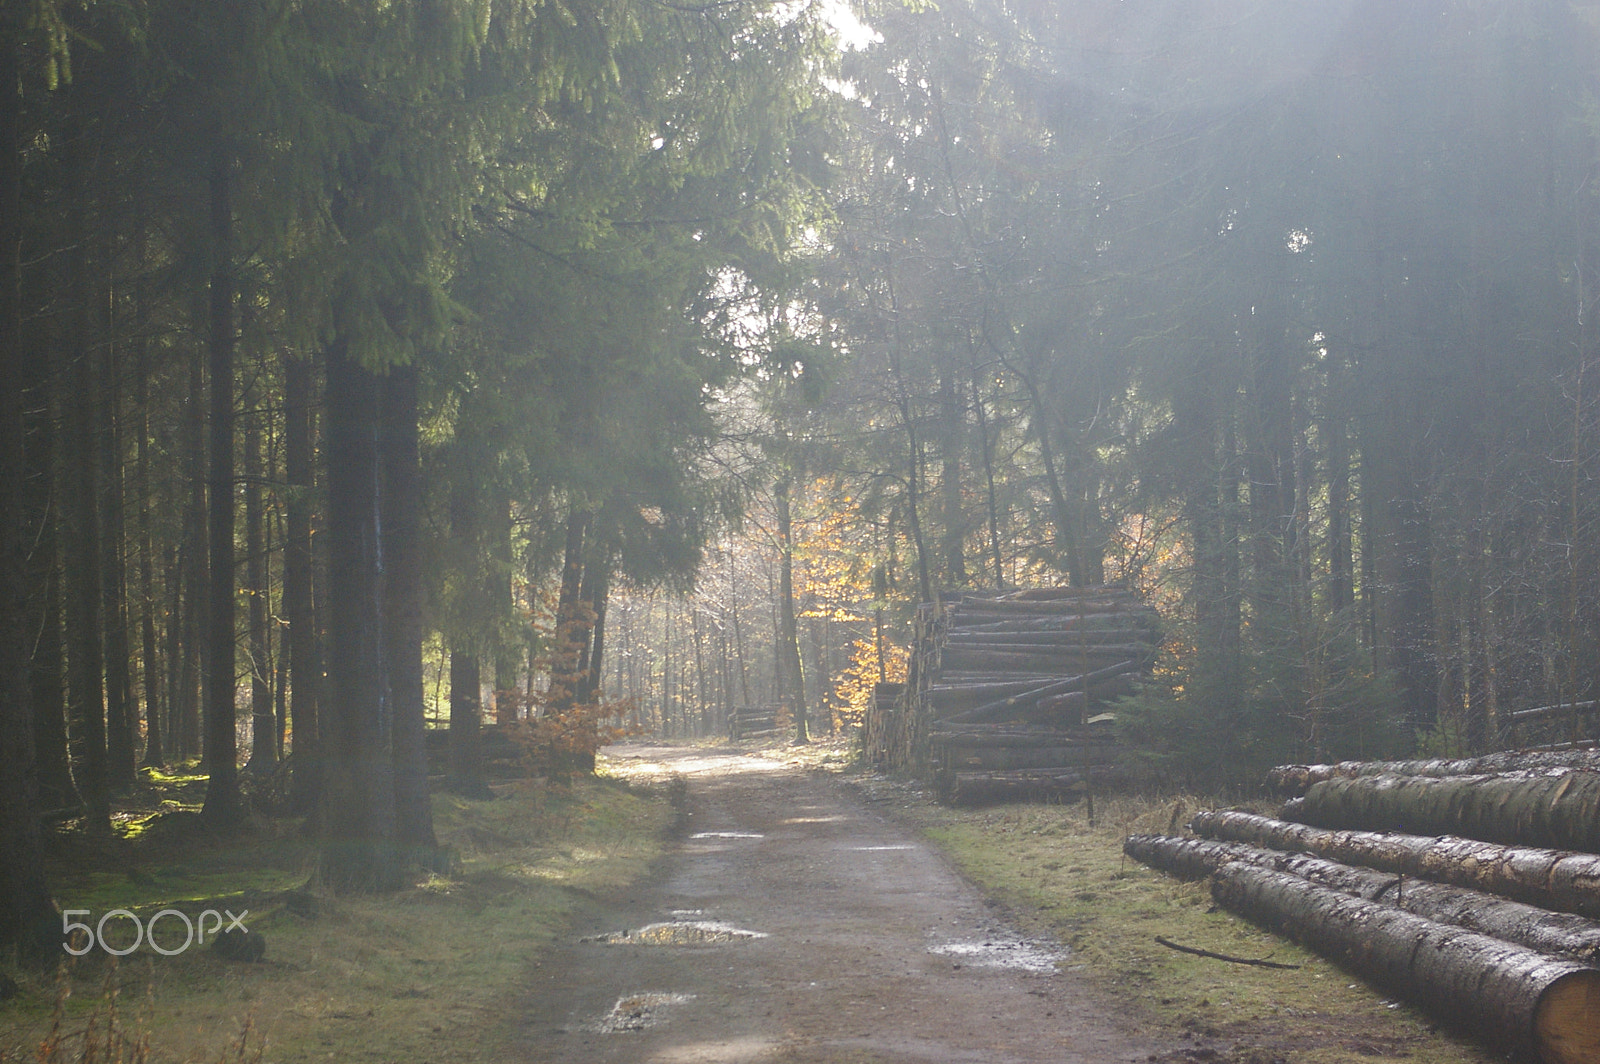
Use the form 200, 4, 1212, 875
2, 769, 676, 1064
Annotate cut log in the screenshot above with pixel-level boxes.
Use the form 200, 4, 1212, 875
927, 727, 1114, 747
950, 766, 1125, 806
1190, 810, 1600, 919
1124, 834, 1600, 964
1267, 749, 1600, 796
1513, 700, 1600, 724
940, 651, 1145, 676
967, 585, 1137, 603
947, 610, 1145, 627
946, 615, 1155, 634
956, 596, 1136, 614
944, 629, 1158, 647
1289, 771, 1600, 854
936, 743, 1123, 772
942, 642, 1153, 660
1208, 861, 1600, 1064
941, 660, 1137, 724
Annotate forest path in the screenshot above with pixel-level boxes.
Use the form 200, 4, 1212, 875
510, 743, 1157, 1064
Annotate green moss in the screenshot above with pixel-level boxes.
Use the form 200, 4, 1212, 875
3, 770, 676, 1064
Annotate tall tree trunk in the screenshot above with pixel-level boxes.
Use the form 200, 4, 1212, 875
283, 352, 320, 812
25, 327, 76, 810
1245, 286, 1297, 612
175, 352, 205, 761
62, 107, 109, 833
320, 338, 401, 890
384, 363, 436, 854
1178, 372, 1242, 713
969, 366, 1006, 590
881, 262, 933, 603
575, 538, 611, 707
938, 360, 967, 587
244, 383, 274, 772
446, 426, 484, 794
776, 478, 808, 743
551, 504, 591, 721
1016, 363, 1088, 587
202, 151, 241, 827
135, 310, 164, 768
0, 29, 58, 963
692, 606, 708, 734
100, 321, 136, 793
730, 550, 751, 705
488, 488, 517, 724
1326, 394, 1354, 615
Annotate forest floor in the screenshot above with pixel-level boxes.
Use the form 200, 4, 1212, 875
2, 742, 1502, 1064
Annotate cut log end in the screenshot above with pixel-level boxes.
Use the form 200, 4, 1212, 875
1537, 970, 1600, 1064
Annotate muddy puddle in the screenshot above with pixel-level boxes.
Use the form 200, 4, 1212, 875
592, 992, 696, 1033
928, 939, 1063, 973
585, 920, 769, 946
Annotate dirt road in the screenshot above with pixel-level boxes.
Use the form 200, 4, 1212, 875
513, 745, 1156, 1063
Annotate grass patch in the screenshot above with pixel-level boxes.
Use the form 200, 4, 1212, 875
873, 785, 1500, 1064
2, 763, 677, 1064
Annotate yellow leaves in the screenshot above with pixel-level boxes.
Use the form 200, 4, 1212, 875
831, 637, 908, 728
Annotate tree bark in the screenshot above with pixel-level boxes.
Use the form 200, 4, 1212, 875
62, 106, 109, 832
202, 150, 241, 827
775, 477, 808, 743
383, 362, 436, 855
1289, 771, 1600, 854
1128, 833, 1600, 965
1208, 861, 1600, 1064
1268, 748, 1600, 797
135, 314, 164, 768
283, 352, 320, 812
445, 427, 485, 794
100, 324, 136, 793
1191, 809, 1600, 920
320, 339, 400, 891
937, 359, 966, 587
0, 27, 58, 964
244, 381, 275, 772
174, 351, 206, 761
25, 334, 76, 810
968, 362, 1006, 590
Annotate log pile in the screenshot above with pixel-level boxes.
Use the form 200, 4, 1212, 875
863, 682, 905, 767
1267, 747, 1600, 796
1123, 752, 1600, 1063
888, 585, 1158, 805
728, 704, 786, 742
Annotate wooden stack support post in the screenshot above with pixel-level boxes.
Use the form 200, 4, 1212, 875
887, 585, 1157, 805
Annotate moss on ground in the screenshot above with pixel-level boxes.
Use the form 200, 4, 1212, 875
2, 761, 676, 1064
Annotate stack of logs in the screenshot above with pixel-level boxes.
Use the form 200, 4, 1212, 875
1125, 747, 1600, 1064
889, 585, 1158, 805
863, 682, 905, 766
728, 704, 787, 742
